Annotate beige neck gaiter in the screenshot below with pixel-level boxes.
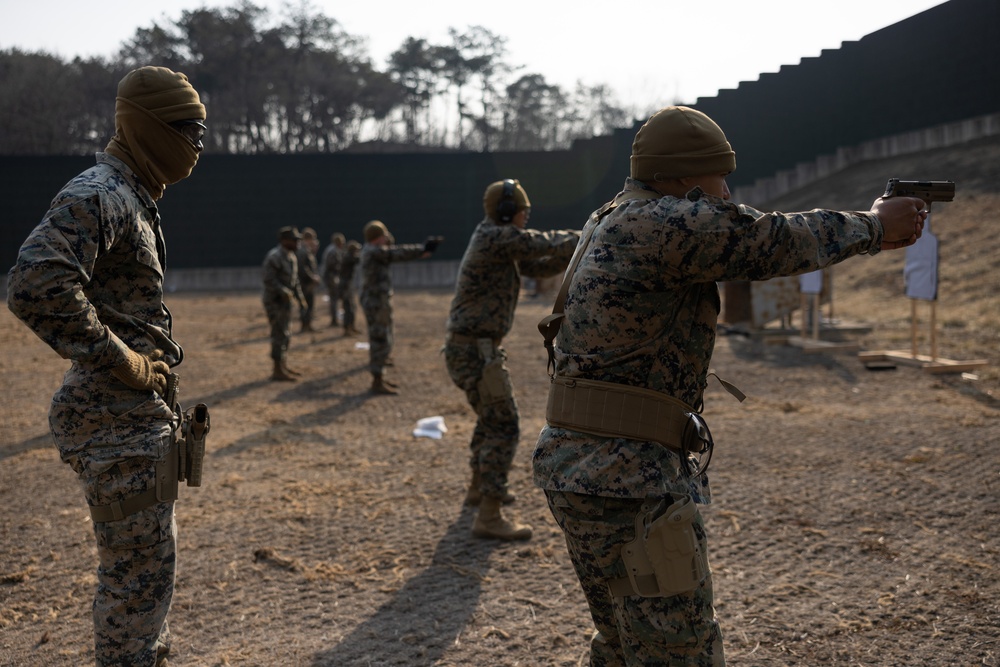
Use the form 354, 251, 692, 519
105, 98, 199, 200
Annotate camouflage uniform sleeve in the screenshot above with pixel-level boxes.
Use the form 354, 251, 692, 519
494, 227, 580, 261
386, 243, 427, 263
7, 190, 131, 370
513, 228, 582, 278
288, 253, 305, 303
643, 196, 883, 285
340, 253, 358, 282
298, 248, 320, 285
320, 246, 340, 281
262, 248, 292, 301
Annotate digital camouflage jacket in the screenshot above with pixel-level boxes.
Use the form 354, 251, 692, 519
447, 218, 580, 340
532, 178, 884, 503
359, 242, 425, 307
262, 245, 303, 305
7, 152, 182, 371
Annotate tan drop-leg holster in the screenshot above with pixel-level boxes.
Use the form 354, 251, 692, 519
608, 493, 709, 598
89, 375, 209, 523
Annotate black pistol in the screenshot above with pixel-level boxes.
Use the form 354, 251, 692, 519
883, 179, 955, 203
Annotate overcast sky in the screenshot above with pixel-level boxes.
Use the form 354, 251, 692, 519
0, 0, 947, 111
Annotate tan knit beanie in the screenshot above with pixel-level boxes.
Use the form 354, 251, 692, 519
630, 106, 736, 181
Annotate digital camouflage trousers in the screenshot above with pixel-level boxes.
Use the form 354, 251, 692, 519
361, 297, 393, 374
545, 490, 724, 667
50, 375, 176, 666
443, 339, 520, 499
264, 295, 293, 362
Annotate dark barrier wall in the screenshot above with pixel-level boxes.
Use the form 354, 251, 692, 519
690, 0, 1000, 188
2, 0, 996, 271
1, 135, 630, 270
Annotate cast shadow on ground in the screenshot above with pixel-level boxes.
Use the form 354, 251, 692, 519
311, 505, 499, 666
182, 377, 275, 408
722, 334, 861, 384
0, 433, 51, 462
181, 362, 366, 413
210, 332, 271, 349
939, 375, 1000, 411
213, 386, 377, 457
270, 364, 369, 404
211, 324, 356, 350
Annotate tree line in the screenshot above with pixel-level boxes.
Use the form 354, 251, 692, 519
0, 1, 644, 156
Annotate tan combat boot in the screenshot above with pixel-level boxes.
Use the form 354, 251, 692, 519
271, 361, 296, 382
464, 471, 516, 506
472, 497, 532, 541
371, 373, 398, 395
464, 470, 482, 505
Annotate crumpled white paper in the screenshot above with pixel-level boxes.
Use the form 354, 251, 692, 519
413, 416, 448, 439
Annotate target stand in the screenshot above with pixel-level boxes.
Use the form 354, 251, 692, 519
857, 299, 988, 374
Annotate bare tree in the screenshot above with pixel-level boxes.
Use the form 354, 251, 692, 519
0, 49, 114, 155
0, 3, 632, 155
566, 82, 632, 143
387, 38, 446, 145
446, 26, 515, 152
500, 73, 567, 150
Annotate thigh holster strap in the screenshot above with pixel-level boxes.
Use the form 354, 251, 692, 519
89, 487, 160, 523
88, 454, 179, 523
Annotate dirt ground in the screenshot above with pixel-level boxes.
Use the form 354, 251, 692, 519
1, 275, 998, 666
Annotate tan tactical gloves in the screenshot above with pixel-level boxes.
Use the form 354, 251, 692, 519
111, 348, 171, 395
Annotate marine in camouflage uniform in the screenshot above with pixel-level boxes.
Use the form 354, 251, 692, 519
296, 227, 321, 332
6, 66, 207, 667
262, 226, 306, 381
444, 179, 580, 541
321, 233, 345, 327
338, 240, 362, 335
531, 106, 928, 666
359, 220, 437, 394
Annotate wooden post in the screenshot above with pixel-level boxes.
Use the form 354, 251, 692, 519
930, 300, 938, 361
811, 294, 820, 340
826, 268, 835, 321
800, 292, 807, 338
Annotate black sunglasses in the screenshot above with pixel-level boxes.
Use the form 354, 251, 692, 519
170, 119, 206, 148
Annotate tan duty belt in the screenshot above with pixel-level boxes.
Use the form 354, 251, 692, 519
546, 375, 696, 452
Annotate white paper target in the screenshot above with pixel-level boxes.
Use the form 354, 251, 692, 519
799, 270, 823, 295
904, 215, 939, 301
